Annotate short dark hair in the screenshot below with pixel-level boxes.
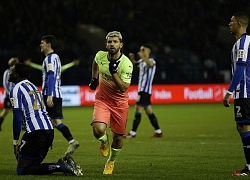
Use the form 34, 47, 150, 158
142, 44, 152, 51
41, 35, 57, 49
234, 12, 249, 26
15, 63, 30, 78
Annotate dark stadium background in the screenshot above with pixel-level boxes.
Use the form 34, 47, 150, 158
0, 0, 249, 86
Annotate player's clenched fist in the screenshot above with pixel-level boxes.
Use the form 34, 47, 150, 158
109, 60, 120, 74
89, 78, 98, 90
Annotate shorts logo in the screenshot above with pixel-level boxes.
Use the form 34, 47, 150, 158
237, 49, 245, 59
236, 106, 242, 117
10, 97, 14, 106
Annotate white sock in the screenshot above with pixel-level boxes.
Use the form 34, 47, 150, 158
155, 129, 162, 134
129, 131, 136, 136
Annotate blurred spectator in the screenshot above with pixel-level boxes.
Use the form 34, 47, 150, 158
0, 0, 249, 85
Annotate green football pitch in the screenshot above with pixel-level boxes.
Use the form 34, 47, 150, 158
0, 103, 248, 180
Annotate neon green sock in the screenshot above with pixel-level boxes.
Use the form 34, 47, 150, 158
108, 148, 122, 162
98, 133, 107, 142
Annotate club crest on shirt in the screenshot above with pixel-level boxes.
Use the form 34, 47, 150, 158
126, 72, 132, 79
237, 49, 245, 59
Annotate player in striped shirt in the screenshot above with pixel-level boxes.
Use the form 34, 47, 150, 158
0, 57, 19, 131
124, 44, 163, 138
89, 31, 133, 174
9, 63, 82, 176
223, 12, 250, 176
40, 35, 79, 156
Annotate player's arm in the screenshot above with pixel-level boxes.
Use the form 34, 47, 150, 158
12, 110, 22, 160
223, 64, 245, 107
109, 60, 133, 92
91, 59, 99, 78
112, 73, 130, 92
61, 58, 80, 72
46, 72, 55, 107
89, 59, 99, 90
142, 57, 154, 67
128, 53, 137, 64
61, 62, 74, 72
3, 71, 8, 91
25, 59, 43, 71
30, 62, 42, 70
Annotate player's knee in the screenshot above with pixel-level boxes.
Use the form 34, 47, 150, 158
113, 134, 123, 142
53, 119, 62, 127
92, 123, 106, 137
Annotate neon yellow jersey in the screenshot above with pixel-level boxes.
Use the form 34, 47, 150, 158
95, 51, 133, 106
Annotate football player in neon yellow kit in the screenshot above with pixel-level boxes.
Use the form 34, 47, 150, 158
89, 31, 133, 174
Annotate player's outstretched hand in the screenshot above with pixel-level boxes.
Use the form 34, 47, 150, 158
24, 58, 31, 66
128, 53, 135, 60
73, 59, 80, 66
223, 99, 230, 107
89, 78, 98, 90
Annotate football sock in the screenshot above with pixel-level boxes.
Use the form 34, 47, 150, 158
241, 132, 250, 164
108, 148, 121, 162
148, 113, 160, 130
132, 112, 141, 132
98, 133, 108, 142
21, 163, 61, 175
129, 130, 136, 136
57, 123, 73, 141
0, 116, 4, 127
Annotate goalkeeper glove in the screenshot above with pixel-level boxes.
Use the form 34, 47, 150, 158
109, 60, 120, 74
89, 78, 98, 90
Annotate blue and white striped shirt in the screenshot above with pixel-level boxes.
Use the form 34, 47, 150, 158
230, 33, 250, 99
42, 53, 62, 98
136, 58, 156, 94
3, 69, 15, 98
9, 79, 53, 133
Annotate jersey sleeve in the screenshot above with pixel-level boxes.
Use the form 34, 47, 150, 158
94, 51, 104, 64
236, 36, 249, 65
120, 57, 133, 83
9, 87, 22, 111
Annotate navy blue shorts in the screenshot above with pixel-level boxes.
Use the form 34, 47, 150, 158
234, 98, 250, 124
136, 92, 152, 107
43, 95, 63, 119
19, 130, 54, 160
4, 97, 12, 109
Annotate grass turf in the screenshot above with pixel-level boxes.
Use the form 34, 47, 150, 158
0, 103, 248, 180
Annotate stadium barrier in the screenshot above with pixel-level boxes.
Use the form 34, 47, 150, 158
0, 84, 233, 107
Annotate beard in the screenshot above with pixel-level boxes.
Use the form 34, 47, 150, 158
108, 48, 119, 55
